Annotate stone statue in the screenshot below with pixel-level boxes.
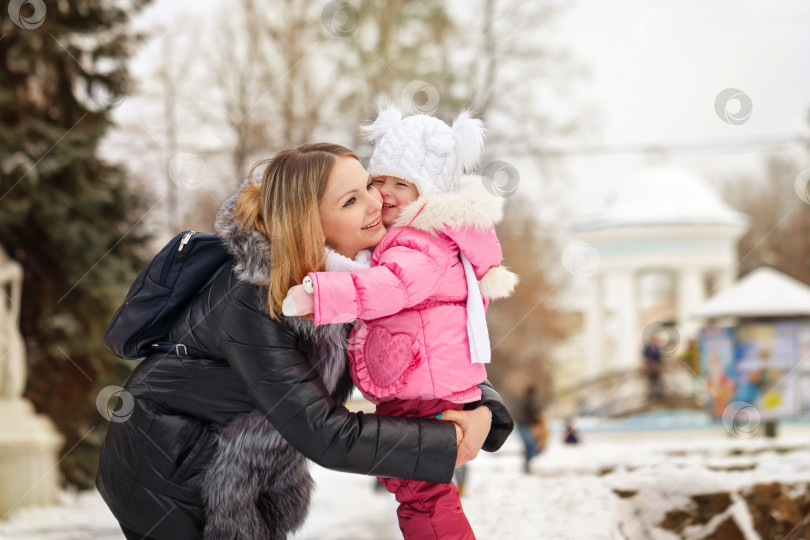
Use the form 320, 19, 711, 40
0, 246, 63, 517
0, 247, 26, 400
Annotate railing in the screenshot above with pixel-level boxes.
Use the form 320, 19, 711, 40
555, 361, 705, 418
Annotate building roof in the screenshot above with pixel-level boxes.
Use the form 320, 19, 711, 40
573, 167, 749, 232
693, 267, 810, 318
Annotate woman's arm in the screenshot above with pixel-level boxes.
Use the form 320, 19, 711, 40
159, 359, 510, 464
217, 294, 458, 483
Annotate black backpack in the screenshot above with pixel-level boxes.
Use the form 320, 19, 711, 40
104, 230, 232, 360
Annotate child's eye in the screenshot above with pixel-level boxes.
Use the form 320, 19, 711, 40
343, 197, 356, 207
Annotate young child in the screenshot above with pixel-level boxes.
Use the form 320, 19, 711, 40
283, 106, 518, 539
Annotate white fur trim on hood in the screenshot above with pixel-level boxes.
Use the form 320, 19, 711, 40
393, 174, 504, 233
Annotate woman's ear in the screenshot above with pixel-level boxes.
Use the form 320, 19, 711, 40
360, 102, 402, 144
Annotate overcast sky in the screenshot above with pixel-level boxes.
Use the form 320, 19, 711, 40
558, 0, 810, 144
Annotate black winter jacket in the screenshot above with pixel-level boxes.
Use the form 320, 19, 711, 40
96, 192, 514, 540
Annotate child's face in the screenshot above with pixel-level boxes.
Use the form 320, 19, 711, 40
371, 176, 419, 226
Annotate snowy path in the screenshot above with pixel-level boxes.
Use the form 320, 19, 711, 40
294, 436, 623, 540
1, 429, 809, 539
0, 435, 623, 540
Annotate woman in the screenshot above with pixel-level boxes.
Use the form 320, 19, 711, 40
97, 143, 514, 540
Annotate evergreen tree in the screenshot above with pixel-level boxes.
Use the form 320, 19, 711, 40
1, 0, 153, 487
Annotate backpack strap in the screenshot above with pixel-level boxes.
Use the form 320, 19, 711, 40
150, 341, 212, 359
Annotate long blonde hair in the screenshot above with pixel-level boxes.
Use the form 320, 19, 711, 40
234, 143, 359, 319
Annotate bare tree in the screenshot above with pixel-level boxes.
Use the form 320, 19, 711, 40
156, 30, 192, 231
336, 0, 456, 149
175, 0, 341, 186
442, 1, 587, 154
486, 200, 572, 404
197, 0, 274, 183
722, 154, 810, 284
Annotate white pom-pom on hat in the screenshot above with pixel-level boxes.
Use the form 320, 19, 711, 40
360, 103, 403, 144
452, 110, 486, 172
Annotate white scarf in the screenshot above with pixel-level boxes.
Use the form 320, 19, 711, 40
324, 246, 372, 272
460, 253, 491, 364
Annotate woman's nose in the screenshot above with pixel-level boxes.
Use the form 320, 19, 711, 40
366, 188, 382, 211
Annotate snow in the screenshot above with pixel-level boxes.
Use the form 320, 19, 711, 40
1, 424, 809, 540
693, 267, 810, 318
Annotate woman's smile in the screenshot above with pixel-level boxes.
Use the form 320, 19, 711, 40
362, 215, 382, 230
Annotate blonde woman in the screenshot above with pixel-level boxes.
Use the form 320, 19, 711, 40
97, 143, 513, 540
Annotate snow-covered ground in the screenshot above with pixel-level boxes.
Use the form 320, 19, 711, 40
1, 421, 809, 540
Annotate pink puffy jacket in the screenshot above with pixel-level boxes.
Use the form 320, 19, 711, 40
308, 175, 518, 404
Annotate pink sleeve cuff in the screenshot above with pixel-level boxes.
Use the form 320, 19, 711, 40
308, 271, 360, 326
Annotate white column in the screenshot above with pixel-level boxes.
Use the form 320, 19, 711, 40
677, 268, 706, 353
584, 274, 605, 377
615, 268, 640, 370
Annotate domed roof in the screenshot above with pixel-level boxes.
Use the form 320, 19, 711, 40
573, 167, 749, 232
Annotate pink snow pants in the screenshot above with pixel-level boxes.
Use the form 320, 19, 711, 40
376, 398, 476, 540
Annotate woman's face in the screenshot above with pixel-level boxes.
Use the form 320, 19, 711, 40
319, 156, 385, 259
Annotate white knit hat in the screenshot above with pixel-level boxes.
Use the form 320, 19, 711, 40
361, 105, 486, 195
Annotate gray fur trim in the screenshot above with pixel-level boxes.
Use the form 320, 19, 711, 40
203, 187, 355, 538
202, 411, 313, 540
214, 187, 273, 288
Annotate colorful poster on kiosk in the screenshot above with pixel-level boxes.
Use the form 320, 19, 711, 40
734, 322, 798, 419
700, 327, 736, 418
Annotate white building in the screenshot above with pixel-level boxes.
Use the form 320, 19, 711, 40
553, 167, 750, 413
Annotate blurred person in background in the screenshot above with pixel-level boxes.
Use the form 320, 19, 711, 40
563, 417, 580, 445
516, 385, 546, 472
644, 333, 664, 402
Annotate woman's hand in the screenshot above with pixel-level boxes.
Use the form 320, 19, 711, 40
436, 406, 492, 468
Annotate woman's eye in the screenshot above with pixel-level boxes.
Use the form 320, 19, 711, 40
367, 182, 374, 190
343, 197, 356, 207
397, 183, 408, 187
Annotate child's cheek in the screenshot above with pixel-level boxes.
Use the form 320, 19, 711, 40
382, 208, 402, 227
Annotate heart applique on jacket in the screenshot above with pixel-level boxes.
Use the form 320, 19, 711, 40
363, 326, 417, 388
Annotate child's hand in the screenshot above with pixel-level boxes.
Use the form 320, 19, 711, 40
436, 407, 492, 468
282, 284, 315, 316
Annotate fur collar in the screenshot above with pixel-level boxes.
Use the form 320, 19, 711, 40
394, 174, 504, 233
214, 189, 273, 288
